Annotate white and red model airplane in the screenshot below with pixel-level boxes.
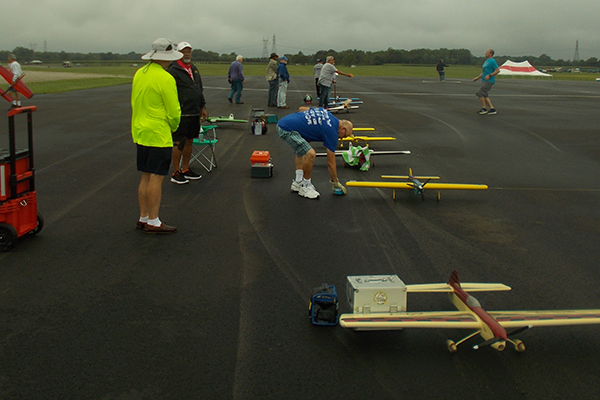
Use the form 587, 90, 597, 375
340, 271, 600, 352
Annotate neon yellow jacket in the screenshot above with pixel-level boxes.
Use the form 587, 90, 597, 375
131, 62, 181, 148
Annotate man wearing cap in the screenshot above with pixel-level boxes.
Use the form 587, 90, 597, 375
277, 56, 290, 109
131, 38, 182, 234
265, 53, 279, 107
318, 56, 353, 108
167, 42, 207, 184
313, 59, 324, 99
227, 55, 244, 104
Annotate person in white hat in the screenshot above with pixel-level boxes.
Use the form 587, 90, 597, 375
132, 38, 183, 234
166, 41, 208, 184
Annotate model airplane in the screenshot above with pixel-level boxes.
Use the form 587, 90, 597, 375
340, 271, 600, 352
345, 168, 488, 201
328, 99, 359, 113
207, 113, 247, 123
0, 66, 34, 103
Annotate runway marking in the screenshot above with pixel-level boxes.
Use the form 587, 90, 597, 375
496, 120, 562, 152
415, 112, 466, 141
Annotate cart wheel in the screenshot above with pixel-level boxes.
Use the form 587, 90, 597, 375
446, 339, 458, 353
29, 213, 44, 236
0, 223, 18, 252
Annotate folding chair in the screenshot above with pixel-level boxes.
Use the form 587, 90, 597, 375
190, 124, 218, 172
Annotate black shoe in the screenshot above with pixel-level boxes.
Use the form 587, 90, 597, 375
487, 109, 497, 115
478, 108, 488, 115
228, 98, 232, 103
170, 171, 189, 184
236, 101, 244, 104
182, 168, 202, 180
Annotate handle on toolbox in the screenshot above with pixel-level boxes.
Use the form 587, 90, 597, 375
7, 106, 36, 199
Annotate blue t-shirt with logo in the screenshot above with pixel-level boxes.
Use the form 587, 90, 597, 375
278, 108, 340, 152
481, 58, 499, 84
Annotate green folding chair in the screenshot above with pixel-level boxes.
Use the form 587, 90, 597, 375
190, 124, 218, 172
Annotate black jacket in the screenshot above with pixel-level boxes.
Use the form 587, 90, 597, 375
167, 61, 206, 115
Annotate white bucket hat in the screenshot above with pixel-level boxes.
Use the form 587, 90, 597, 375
177, 42, 192, 51
141, 38, 183, 61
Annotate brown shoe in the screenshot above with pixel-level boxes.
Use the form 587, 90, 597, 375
144, 223, 177, 234
136, 220, 146, 230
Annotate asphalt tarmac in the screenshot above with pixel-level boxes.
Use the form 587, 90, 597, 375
1, 73, 600, 399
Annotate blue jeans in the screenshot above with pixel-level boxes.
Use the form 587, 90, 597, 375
229, 80, 243, 103
268, 79, 278, 106
318, 84, 331, 108
438, 71, 445, 81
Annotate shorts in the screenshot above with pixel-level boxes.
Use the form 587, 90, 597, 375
172, 116, 200, 143
136, 144, 172, 176
476, 81, 494, 98
277, 126, 312, 157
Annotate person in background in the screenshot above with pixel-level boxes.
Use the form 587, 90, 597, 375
265, 52, 279, 107
167, 41, 207, 184
7, 54, 23, 108
227, 55, 244, 104
313, 59, 324, 98
436, 58, 450, 82
131, 38, 182, 234
277, 56, 290, 109
317, 56, 353, 108
473, 49, 500, 115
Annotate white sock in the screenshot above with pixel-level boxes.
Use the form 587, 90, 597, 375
303, 178, 312, 185
147, 217, 161, 227
295, 170, 303, 182
139, 216, 149, 223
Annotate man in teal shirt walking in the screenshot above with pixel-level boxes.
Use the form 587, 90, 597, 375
473, 49, 500, 115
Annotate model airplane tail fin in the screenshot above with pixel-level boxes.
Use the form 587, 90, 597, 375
449, 270, 461, 289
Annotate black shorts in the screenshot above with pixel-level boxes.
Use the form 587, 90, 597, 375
172, 116, 200, 143
136, 144, 172, 176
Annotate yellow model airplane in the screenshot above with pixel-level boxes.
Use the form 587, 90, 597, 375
340, 271, 600, 352
345, 168, 488, 200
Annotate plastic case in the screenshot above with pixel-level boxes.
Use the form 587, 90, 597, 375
251, 163, 273, 178
346, 275, 407, 313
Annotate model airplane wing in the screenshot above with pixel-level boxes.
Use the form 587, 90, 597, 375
0, 66, 34, 100
207, 114, 247, 123
353, 128, 375, 131
339, 311, 482, 330
341, 136, 396, 142
316, 150, 410, 157
345, 181, 488, 190
490, 310, 600, 329
382, 174, 440, 180
406, 283, 511, 293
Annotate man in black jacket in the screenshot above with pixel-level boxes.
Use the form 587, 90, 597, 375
167, 41, 208, 184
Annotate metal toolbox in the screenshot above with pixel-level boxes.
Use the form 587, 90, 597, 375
346, 275, 407, 313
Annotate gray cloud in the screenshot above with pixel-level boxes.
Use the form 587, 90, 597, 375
4, 0, 599, 60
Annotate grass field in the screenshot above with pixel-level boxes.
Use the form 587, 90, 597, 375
20, 63, 600, 94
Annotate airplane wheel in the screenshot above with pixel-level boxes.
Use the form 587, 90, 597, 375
0, 223, 18, 252
446, 340, 458, 353
514, 340, 526, 352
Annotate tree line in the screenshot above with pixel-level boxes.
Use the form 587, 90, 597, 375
2, 46, 599, 68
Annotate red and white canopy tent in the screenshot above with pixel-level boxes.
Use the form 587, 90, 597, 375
499, 60, 552, 78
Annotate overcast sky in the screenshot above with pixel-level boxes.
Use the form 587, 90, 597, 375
3, 0, 600, 61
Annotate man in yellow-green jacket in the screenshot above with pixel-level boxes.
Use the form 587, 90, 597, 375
131, 38, 182, 234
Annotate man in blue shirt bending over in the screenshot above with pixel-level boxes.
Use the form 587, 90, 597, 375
473, 49, 500, 115
277, 107, 353, 199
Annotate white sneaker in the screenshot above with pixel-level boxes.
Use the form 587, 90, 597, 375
291, 180, 302, 192
298, 182, 320, 199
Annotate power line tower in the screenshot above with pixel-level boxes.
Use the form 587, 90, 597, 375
573, 40, 580, 63
261, 38, 269, 59
271, 34, 277, 55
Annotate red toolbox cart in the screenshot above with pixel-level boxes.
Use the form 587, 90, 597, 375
0, 106, 43, 251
